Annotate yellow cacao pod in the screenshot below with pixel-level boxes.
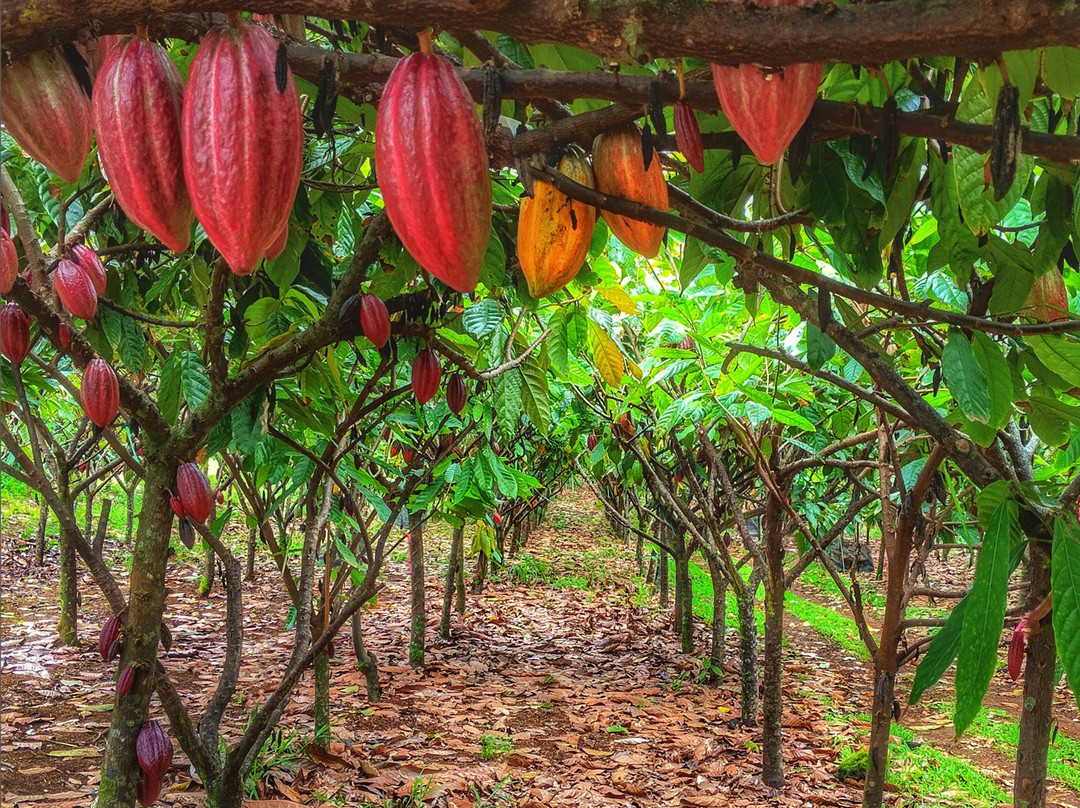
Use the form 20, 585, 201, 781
592, 123, 668, 258
517, 152, 596, 298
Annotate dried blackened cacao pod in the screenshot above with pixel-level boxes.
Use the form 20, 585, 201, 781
990, 83, 1021, 201
880, 96, 900, 181
178, 516, 196, 549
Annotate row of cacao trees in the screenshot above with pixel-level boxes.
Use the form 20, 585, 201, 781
1, 7, 1080, 808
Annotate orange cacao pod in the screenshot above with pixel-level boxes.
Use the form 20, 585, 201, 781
81, 358, 120, 428
617, 412, 635, 439
1, 48, 92, 183
376, 51, 492, 293
674, 101, 705, 173
517, 151, 596, 298
359, 293, 391, 348
1, 303, 30, 366
70, 244, 107, 296
136, 720, 173, 780
94, 38, 194, 252
1023, 269, 1069, 323
447, 373, 468, 415
176, 462, 213, 524
412, 348, 442, 405
54, 258, 99, 320
710, 1, 821, 165
592, 124, 668, 258
99, 613, 122, 661
1, 228, 18, 294
182, 23, 303, 275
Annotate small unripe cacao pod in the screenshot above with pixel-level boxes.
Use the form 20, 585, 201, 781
592, 124, 668, 258
1, 302, 30, 366
1008, 621, 1026, 681
136, 720, 173, 780
587, 434, 598, 451
492, 513, 503, 526
80, 358, 120, 428
1023, 269, 1069, 323
169, 496, 186, 519
1, 228, 18, 294
412, 348, 442, 405
359, 293, 391, 348
176, 462, 213, 524
99, 613, 122, 661
178, 517, 196, 550
117, 665, 136, 698
54, 258, 99, 320
674, 101, 705, 173
446, 373, 468, 415
58, 322, 72, 351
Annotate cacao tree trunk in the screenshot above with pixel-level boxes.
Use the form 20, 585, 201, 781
245, 526, 257, 582
57, 525, 78, 644
472, 551, 488, 594
674, 552, 694, 654
455, 533, 466, 613
736, 583, 759, 726
658, 545, 670, 610
34, 494, 48, 566
441, 525, 463, 639
125, 483, 136, 546
706, 552, 726, 683
96, 463, 172, 808
313, 649, 330, 741
84, 492, 94, 546
408, 510, 425, 667
352, 609, 382, 702
93, 498, 112, 558
1014, 538, 1054, 808
198, 538, 215, 597
761, 485, 787, 790
635, 531, 644, 576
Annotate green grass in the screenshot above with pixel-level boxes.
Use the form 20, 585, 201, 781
479, 733, 513, 760
827, 712, 1010, 808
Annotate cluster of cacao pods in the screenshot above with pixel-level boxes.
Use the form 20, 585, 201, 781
376, 33, 492, 293
136, 719, 173, 805
54, 244, 106, 321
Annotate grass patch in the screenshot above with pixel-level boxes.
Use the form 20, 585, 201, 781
479, 733, 513, 760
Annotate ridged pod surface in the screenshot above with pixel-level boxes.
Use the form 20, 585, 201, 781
182, 23, 303, 275
54, 258, 99, 320
710, 0, 821, 165
359, 293, 391, 348
587, 434, 598, 451
412, 348, 442, 405
2, 228, 18, 294
136, 720, 173, 780
1024, 269, 1069, 323
376, 52, 492, 293
177, 462, 213, 523
265, 221, 288, 260
71, 244, 107, 296
58, 323, 72, 351
81, 358, 120, 428
99, 613, 121, 661
1, 303, 30, 365
117, 665, 136, 698
446, 374, 468, 415
137, 771, 162, 807
592, 124, 668, 258
674, 102, 705, 173
517, 151, 596, 298
94, 38, 194, 252
1008, 621, 1026, 681
1, 49, 92, 183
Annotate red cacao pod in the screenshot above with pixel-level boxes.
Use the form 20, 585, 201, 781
81, 358, 120, 428
710, 0, 821, 165
1, 302, 30, 365
169, 496, 186, 519
182, 23, 303, 275
1023, 268, 1069, 323
177, 462, 213, 523
447, 373, 468, 415
587, 434, 598, 451
412, 348, 442, 405
216, 491, 225, 505
678, 335, 696, 351
492, 513, 503, 526
1, 228, 18, 294
674, 101, 705, 173
617, 413, 635, 439
376, 50, 492, 293
0, 48, 92, 184
592, 124, 668, 258
136, 771, 163, 807
1008, 620, 1026, 681
58, 323, 72, 351
178, 517, 196, 550
402, 447, 417, 464
517, 150, 596, 298
116, 665, 136, 698
94, 38, 194, 252
99, 613, 122, 661
136, 720, 173, 780
389, 442, 401, 459
54, 258, 99, 321
359, 293, 391, 348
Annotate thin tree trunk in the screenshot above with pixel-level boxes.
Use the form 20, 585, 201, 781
84, 492, 94, 546
472, 551, 488, 594
198, 539, 215, 597
245, 527, 257, 582
658, 546, 670, 610
736, 586, 759, 726
408, 509, 425, 667
125, 483, 136, 545
1013, 538, 1054, 808
455, 534, 466, 613
313, 650, 330, 740
674, 553, 694, 653
93, 498, 111, 558
57, 526, 78, 644
635, 532, 644, 576
706, 553, 726, 682
351, 609, 382, 701
761, 485, 786, 790
34, 494, 48, 566
441, 525, 463, 639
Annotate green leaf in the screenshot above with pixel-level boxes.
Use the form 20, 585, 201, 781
970, 332, 1013, 432
494, 368, 522, 439
909, 595, 968, 705
180, 351, 211, 412
1027, 387, 1076, 446
1052, 516, 1080, 711
1027, 336, 1080, 389
805, 322, 836, 370
941, 328, 992, 423
1043, 47, 1080, 99
158, 350, 182, 426
929, 153, 982, 282
231, 389, 267, 456
462, 299, 502, 338
547, 309, 569, 376
479, 227, 506, 290
519, 355, 551, 434
986, 236, 1036, 316
117, 315, 146, 373
265, 219, 305, 290
955, 499, 1016, 736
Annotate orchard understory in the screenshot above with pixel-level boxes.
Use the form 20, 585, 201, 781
1, 3, 1080, 808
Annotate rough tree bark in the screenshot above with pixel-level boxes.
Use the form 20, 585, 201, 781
408, 509, 425, 667
705, 553, 727, 683
441, 525, 464, 639
761, 479, 788, 790
351, 609, 382, 702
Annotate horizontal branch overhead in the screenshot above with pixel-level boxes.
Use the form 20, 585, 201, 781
4, 0, 1080, 64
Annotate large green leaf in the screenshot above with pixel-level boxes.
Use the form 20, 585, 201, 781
955, 498, 1017, 736
1052, 516, 1080, 710
1042, 47, 1080, 98
462, 299, 502, 339
519, 356, 551, 434
942, 328, 991, 423
158, 350, 182, 426
910, 595, 969, 705
970, 332, 1013, 433
179, 351, 211, 412
494, 368, 522, 440
1027, 336, 1080, 388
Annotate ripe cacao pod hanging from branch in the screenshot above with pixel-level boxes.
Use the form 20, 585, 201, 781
176, 462, 213, 524
375, 33, 492, 293
54, 258, 99, 321
710, 0, 822, 165
182, 22, 303, 275
99, 613, 122, 661
359, 293, 391, 348
1, 228, 18, 295
517, 150, 597, 298
136, 720, 173, 781
592, 124, 668, 258
0, 303, 30, 366
70, 244, 107, 296
1, 48, 93, 184
80, 358, 120, 428
447, 373, 468, 415
412, 348, 442, 405
93, 37, 194, 252
674, 102, 705, 174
